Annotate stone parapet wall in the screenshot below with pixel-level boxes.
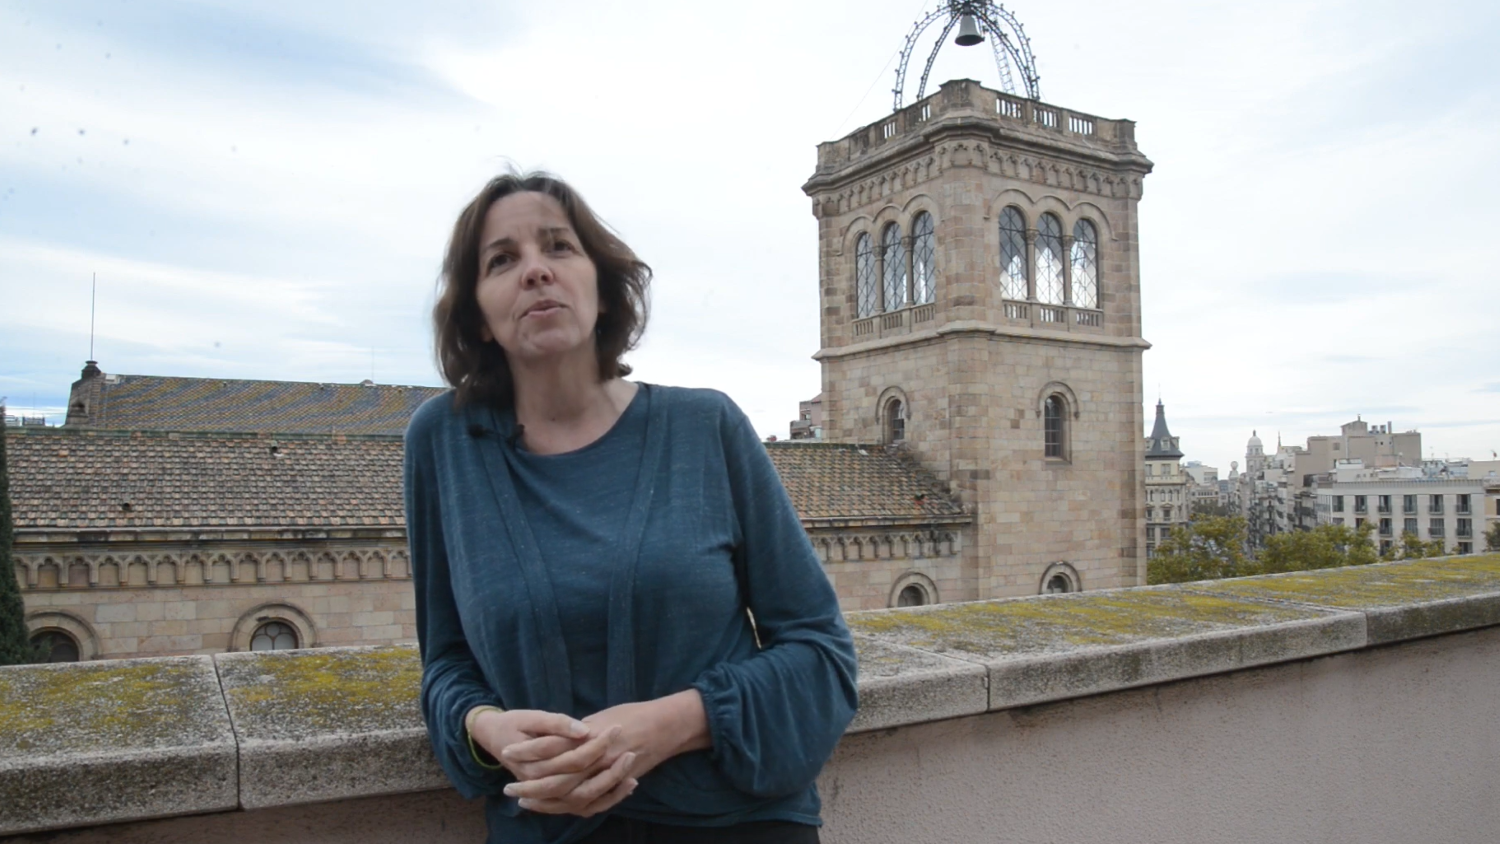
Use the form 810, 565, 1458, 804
3, 554, 1498, 841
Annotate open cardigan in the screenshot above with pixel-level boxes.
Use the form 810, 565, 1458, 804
403, 384, 859, 844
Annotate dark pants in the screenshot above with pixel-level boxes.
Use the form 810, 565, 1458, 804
577, 816, 820, 844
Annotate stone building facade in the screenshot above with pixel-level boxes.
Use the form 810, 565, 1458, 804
801, 78, 1152, 597
1144, 401, 1188, 558
7, 373, 971, 659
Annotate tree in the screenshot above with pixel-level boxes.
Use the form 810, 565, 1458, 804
1255, 522, 1379, 575
1147, 516, 1250, 585
0, 412, 34, 666
1191, 501, 1236, 519
1486, 522, 1500, 553
1384, 531, 1446, 561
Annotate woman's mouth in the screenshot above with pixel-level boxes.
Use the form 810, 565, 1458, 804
522, 301, 565, 319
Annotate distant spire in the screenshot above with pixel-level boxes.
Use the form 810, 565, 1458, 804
1146, 400, 1183, 458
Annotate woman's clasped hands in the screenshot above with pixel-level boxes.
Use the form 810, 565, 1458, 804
470, 708, 637, 817
468, 694, 708, 818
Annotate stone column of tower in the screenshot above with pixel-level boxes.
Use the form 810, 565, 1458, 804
803, 78, 1153, 597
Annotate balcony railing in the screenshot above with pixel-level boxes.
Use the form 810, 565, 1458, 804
1000, 300, 1104, 333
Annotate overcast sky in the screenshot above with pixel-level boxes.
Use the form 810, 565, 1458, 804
2, 0, 1496, 470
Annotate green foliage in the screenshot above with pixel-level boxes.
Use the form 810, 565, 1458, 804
1147, 516, 1250, 584
1190, 501, 1236, 519
0, 417, 35, 666
1255, 522, 1379, 574
1383, 531, 1446, 561
1486, 522, 1500, 553
1148, 517, 1388, 586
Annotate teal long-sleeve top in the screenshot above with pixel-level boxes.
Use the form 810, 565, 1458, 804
403, 384, 859, 844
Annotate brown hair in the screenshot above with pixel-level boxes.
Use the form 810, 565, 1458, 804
434, 171, 651, 408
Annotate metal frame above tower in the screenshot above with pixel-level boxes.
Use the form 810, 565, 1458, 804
893, 1, 1041, 111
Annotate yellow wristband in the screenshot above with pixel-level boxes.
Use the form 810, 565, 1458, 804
466, 704, 504, 733
465, 705, 506, 771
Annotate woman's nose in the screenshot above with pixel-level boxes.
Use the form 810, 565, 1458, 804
519, 253, 554, 288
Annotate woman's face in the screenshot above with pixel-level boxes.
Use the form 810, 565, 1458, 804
474, 191, 601, 367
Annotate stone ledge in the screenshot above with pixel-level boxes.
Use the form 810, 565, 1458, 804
216, 645, 447, 809
0, 656, 237, 835
847, 636, 988, 732
3, 554, 1498, 835
1187, 555, 1500, 645
846, 584, 1367, 711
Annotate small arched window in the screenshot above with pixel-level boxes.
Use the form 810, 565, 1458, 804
881, 223, 906, 312
855, 233, 878, 318
1071, 219, 1098, 309
884, 398, 906, 443
897, 584, 927, 607
1036, 213, 1064, 305
1045, 575, 1072, 594
999, 206, 1027, 300
31, 630, 80, 663
1044, 394, 1065, 458
250, 621, 299, 651
911, 212, 936, 304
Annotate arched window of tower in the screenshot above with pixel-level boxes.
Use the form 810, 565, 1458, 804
855, 233, 878, 318
1070, 219, 1099, 309
885, 398, 906, 444
881, 222, 907, 312
1044, 395, 1066, 458
911, 212, 936, 304
999, 206, 1027, 300
1036, 213, 1065, 304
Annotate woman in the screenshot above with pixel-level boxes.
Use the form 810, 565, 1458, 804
404, 171, 859, 844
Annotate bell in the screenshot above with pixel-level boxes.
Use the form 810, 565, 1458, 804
954, 13, 983, 46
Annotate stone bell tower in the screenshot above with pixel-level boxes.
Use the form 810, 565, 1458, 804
801, 3, 1154, 598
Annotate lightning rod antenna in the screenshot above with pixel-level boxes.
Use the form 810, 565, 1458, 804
89, 273, 97, 360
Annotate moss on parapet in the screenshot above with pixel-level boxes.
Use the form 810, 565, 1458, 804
0, 657, 226, 757
1193, 553, 1500, 610
848, 587, 1331, 658
217, 644, 422, 742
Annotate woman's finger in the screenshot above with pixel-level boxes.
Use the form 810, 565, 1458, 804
506, 726, 617, 779
502, 734, 583, 765
502, 770, 588, 802
519, 775, 638, 818
507, 711, 591, 741
574, 776, 639, 818
562, 750, 637, 805
517, 751, 637, 815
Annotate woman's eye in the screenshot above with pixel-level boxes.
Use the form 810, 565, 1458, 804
550, 240, 575, 254
486, 253, 512, 271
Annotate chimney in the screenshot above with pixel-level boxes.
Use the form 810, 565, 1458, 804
65, 360, 106, 427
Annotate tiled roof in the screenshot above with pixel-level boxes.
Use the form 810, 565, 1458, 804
765, 443, 967, 522
5, 431, 967, 531
6, 429, 405, 530
73, 374, 445, 435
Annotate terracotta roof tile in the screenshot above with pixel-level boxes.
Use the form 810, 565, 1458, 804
6, 431, 967, 531
75, 375, 444, 436
7, 429, 404, 530
765, 443, 966, 521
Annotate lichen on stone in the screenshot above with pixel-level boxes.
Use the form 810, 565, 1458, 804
219, 644, 423, 741
1199, 553, 1500, 609
848, 586, 1324, 657
0, 658, 226, 757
